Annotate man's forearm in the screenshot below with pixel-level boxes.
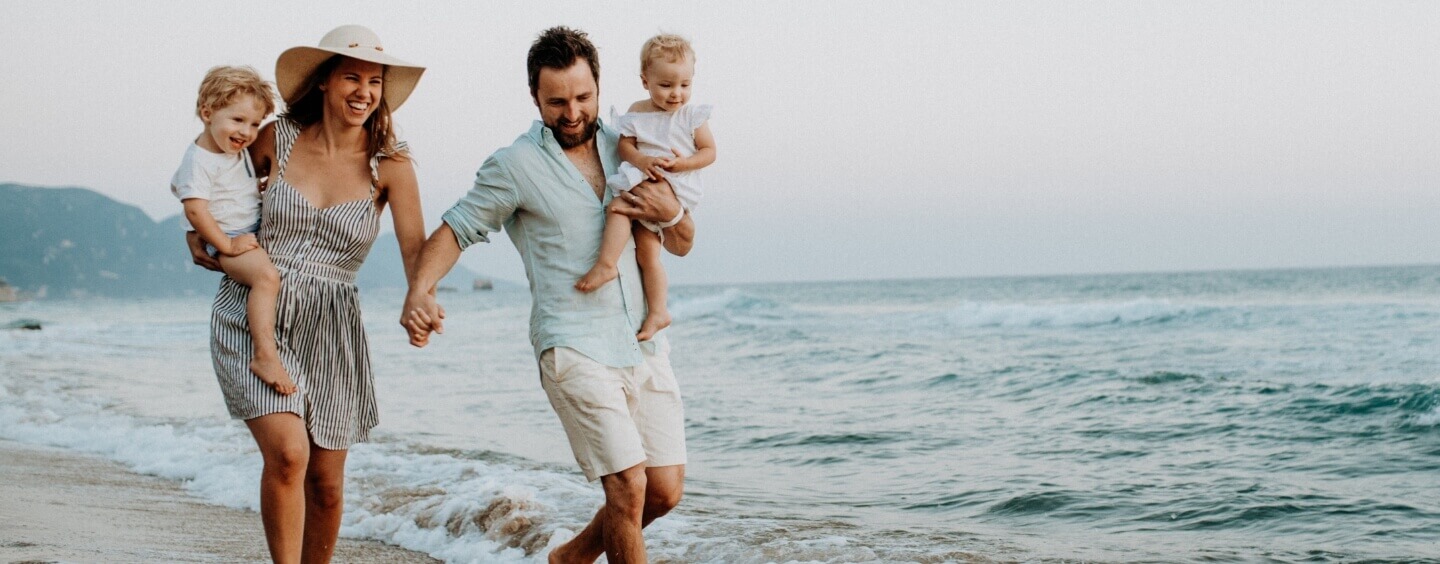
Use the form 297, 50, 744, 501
409, 223, 464, 295
661, 213, 694, 256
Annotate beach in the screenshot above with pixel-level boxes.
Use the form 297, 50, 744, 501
0, 439, 438, 563
2, 268, 1439, 561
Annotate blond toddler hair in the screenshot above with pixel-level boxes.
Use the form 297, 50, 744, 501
639, 34, 696, 74
196, 65, 278, 118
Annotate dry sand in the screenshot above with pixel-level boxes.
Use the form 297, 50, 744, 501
0, 438, 438, 563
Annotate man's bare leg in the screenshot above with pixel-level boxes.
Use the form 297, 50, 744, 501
550, 464, 685, 563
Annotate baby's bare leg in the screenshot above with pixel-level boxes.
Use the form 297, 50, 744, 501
576, 206, 634, 292
634, 225, 671, 341
220, 249, 297, 395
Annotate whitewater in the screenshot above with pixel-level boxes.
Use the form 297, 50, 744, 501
2, 265, 1438, 562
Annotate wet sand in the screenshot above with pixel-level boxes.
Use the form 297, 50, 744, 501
0, 439, 438, 563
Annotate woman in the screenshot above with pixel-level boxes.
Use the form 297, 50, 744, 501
187, 25, 425, 563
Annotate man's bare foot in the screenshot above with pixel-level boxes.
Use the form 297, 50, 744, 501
251, 356, 297, 395
636, 310, 672, 341
575, 263, 618, 292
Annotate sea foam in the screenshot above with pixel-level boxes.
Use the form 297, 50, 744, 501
0, 373, 880, 563
943, 298, 1201, 328
0, 377, 597, 562
670, 288, 790, 323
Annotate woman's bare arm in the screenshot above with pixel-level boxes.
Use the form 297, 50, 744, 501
378, 156, 426, 283
248, 122, 277, 189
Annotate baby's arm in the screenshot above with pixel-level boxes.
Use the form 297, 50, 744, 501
617, 136, 649, 174
665, 121, 716, 174
182, 199, 257, 257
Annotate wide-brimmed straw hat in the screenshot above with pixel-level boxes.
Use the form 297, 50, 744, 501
276, 25, 425, 110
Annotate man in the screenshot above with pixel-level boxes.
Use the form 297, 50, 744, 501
401, 27, 694, 564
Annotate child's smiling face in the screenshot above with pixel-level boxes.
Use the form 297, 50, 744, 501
199, 94, 266, 155
641, 56, 694, 113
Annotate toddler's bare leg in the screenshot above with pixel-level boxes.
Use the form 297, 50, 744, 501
576, 206, 634, 292
634, 225, 671, 341
220, 249, 297, 395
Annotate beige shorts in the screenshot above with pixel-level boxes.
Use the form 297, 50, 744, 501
539, 344, 687, 482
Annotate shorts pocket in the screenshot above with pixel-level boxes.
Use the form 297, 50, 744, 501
548, 346, 591, 385
642, 355, 679, 393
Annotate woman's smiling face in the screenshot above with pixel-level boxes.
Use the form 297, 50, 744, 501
319, 57, 384, 126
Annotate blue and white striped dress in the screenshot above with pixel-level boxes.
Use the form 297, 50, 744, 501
210, 117, 395, 450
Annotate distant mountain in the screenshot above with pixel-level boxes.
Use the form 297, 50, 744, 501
0, 183, 490, 299
0, 183, 211, 298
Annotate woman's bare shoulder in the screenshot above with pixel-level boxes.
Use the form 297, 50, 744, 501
376, 152, 416, 185
249, 121, 280, 179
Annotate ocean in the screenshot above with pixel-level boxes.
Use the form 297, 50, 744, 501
1, 265, 1438, 562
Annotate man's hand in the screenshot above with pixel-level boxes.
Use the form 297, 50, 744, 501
610, 178, 682, 224
610, 177, 694, 255
186, 231, 222, 272
401, 290, 445, 348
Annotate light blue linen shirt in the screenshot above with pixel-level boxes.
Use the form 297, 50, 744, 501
442, 120, 658, 368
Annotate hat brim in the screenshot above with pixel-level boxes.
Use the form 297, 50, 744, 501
276, 46, 425, 111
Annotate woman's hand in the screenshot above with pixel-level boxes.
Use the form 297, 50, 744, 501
186, 231, 222, 272
222, 234, 259, 257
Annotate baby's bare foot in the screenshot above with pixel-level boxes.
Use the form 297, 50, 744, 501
636, 310, 672, 341
575, 263, 618, 293
251, 356, 297, 395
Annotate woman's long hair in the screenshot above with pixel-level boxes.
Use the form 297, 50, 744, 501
282, 55, 407, 160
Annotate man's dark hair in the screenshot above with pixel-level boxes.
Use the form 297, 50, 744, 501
527, 26, 600, 98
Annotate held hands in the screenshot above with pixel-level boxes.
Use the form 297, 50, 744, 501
221, 234, 260, 257
401, 290, 446, 348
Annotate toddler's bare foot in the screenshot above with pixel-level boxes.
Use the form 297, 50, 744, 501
251, 356, 297, 395
636, 310, 672, 341
575, 263, 618, 292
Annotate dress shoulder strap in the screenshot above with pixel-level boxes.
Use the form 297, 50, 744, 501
368, 140, 410, 198
274, 118, 301, 177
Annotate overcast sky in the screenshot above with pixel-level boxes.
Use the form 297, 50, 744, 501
3, 1, 1437, 284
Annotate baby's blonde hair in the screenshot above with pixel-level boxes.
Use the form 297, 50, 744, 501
196, 65, 277, 118
639, 34, 695, 75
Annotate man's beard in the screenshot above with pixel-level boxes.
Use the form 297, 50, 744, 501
549, 114, 599, 149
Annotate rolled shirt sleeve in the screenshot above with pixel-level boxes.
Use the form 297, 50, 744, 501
441, 120, 653, 367
442, 152, 521, 250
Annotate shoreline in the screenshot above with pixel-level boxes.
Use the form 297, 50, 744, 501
0, 438, 439, 563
